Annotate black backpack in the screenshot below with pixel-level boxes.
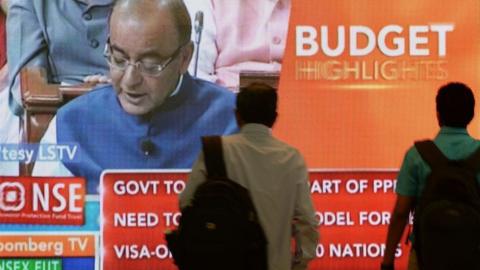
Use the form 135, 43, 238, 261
166, 136, 268, 270
413, 140, 480, 270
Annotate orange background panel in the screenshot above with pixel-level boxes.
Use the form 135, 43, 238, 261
275, 0, 480, 169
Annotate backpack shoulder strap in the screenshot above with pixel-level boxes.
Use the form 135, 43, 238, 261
464, 145, 480, 172
202, 136, 228, 180
414, 140, 449, 168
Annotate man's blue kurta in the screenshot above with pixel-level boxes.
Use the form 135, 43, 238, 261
56, 74, 237, 193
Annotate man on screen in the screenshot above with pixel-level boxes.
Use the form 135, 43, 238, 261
382, 82, 480, 270
33, 0, 237, 194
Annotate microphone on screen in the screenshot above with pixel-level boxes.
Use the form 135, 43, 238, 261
193, 11, 204, 77
140, 139, 155, 156
194, 11, 204, 43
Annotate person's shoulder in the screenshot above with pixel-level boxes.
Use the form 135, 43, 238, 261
188, 74, 235, 100
401, 141, 420, 157
270, 135, 302, 152
267, 137, 309, 171
399, 142, 425, 170
57, 84, 115, 116
221, 132, 242, 143
471, 137, 480, 146
183, 75, 236, 113
283, 142, 305, 160
465, 137, 480, 158
241, 131, 304, 158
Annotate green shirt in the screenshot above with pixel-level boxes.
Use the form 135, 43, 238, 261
396, 126, 480, 197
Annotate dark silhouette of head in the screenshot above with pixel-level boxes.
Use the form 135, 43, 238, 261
236, 83, 278, 128
436, 82, 475, 128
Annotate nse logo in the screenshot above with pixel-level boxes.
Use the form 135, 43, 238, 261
0, 177, 85, 225
0, 182, 25, 212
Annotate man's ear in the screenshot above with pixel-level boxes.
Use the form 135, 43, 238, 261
179, 41, 194, 74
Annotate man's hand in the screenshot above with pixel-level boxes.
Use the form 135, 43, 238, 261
83, 74, 111, 84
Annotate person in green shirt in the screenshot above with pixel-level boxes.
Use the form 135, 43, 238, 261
381, 82, 480, 270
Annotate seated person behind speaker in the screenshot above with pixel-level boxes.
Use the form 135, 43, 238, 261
0, 0, 112, 175
180, 83, 318, 270
185, 0, 290, 91
32, 0, 238, 194
6, 0, 112, 106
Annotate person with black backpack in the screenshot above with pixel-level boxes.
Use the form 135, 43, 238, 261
176, 82, 319, 270
382, 82, 480, 270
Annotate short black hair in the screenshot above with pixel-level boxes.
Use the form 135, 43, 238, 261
237, 83, 278, 127
436, 82, 475, 128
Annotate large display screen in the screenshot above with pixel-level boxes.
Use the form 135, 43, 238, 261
1, 1, 479, 269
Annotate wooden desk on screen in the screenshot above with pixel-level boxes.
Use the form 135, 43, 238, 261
239, 71, 279, 89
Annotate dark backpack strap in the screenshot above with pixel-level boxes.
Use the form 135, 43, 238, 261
414, 140, 450, 168
464, 145, 480, 173
202, 136, 228, 180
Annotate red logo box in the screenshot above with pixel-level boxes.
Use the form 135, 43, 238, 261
0, 177, 85, 225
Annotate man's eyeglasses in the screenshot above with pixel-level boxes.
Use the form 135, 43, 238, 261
104, 38, 185, 77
